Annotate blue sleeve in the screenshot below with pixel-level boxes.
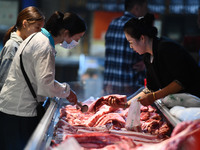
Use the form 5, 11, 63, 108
0, 46, 18, 90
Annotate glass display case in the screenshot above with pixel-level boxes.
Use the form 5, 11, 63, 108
25, 81, 180, 150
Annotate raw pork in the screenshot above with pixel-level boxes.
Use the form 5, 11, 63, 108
88, 94, 127, 112
136, 120, 200, 150
63, 132, 136, 149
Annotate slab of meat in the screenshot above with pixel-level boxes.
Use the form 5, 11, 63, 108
140, 105, 156, 113
109, 129, 164, 144
60, 105, 94, 126
135, 119, 200, 150
140, 118, 170, 138
140, 105, 170, 138
63, 132, 137, 149
53, 120, 110, 145
140, 112, 150, 121
85, 105, 117, 127
140, 105, 161, 121
88, 94, 127, 112
55, 119, 78, 134
93, 113, 126, 129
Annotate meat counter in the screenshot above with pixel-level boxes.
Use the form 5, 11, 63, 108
24, 81, 181, 150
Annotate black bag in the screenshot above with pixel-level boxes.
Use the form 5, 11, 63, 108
36, 103, 45, 121
19, 34, 46, 121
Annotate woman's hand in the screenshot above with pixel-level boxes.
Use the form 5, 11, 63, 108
137, 80, 183, 106
137, 93, 155, 106
66, 89, 77, 105
106, 96, 129, 109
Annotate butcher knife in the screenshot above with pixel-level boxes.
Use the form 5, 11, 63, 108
76, 101, 88, 113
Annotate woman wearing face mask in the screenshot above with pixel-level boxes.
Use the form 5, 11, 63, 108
0, 6, 45, 91
106, 13, 200, 108
60, 12, 86, 49
0, 11, 86, 150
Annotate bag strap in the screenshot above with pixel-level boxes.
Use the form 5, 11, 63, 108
19, 33, 38, 102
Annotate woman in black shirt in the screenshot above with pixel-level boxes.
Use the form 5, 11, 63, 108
108, 13, 200, 108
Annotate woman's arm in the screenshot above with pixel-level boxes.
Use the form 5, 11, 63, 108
127, 91, 146, 107
36, 47, 71, 98
104, 81, 183, 108
138, 80, 183, 106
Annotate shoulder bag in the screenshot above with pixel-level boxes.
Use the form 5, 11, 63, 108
19, 33, 45, 121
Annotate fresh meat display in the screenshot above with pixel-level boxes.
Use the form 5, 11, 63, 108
51, 119, 200, 150
49, 95, 200, 149
59, 96, 170, 136
50, 95, 174, 149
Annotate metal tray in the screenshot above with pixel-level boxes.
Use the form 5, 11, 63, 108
154, 99, 181, 127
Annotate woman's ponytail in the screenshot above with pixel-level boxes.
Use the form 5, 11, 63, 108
45, 11, 65, 37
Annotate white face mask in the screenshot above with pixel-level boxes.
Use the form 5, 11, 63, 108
60, 40, 79, 49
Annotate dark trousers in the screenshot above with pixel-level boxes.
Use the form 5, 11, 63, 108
0, 111, 39, 150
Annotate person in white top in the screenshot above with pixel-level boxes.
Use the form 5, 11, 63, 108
0, 11, 86, 150
0, 6, 45, 91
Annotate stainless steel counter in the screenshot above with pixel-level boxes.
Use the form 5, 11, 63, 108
155, 99, 181, 127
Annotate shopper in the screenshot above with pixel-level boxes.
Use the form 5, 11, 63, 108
0, 6, 45, 91
107, 13, 200, 108
104, 0, 147, 95
0, 11, 86, 150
